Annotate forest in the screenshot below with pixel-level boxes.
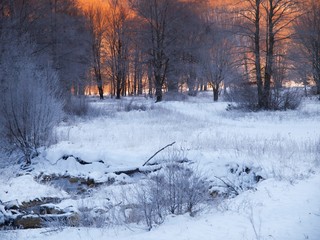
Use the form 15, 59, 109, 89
1, 0, 319, 102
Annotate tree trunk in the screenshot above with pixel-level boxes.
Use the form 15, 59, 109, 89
97, 75, 104, 100
254, 0, 263, 109
316, 80, 320, 95
155, 74, 162, 102
148, 62, 153, 97
98, 86, 104, 100
116, 88, 121, 99
133, 69, 137, 95
138, 76, 143, 95
213, 88, 219, 102
116, 74, 121, 99
121, 75, 126, 97
263, 0, 275, 109
314, 52, 320, 95
155, 85, 162, 102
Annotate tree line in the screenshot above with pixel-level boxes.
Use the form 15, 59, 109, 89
1, 0, 319, 103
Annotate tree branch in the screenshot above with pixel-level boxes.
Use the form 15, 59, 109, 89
142, 141, 176, 166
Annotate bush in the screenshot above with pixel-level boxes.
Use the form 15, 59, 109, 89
269, 88, 302, 110
116, 98, 151, 112
210, 163, 264, 198
132, 163, 209, 230
225, 84, 259, 111
77, 206, 108, 228
0, 32, 63, 164
225, 84, 302, 111
124, 99, 147, 112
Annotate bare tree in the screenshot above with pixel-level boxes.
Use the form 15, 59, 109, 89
201, 6, 235, 101
173, 1, 206, 96
105, 0, 131, 99
203, 39, 234, 101
238, 0, 301, 109
262, 0, 300, 108
294, 0, 320, 95
237, 0, 264, 107
81, 0, 108, 99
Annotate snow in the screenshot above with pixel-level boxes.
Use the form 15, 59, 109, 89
0, 174, 68, 204
2, 173, 320, 239
0, 94, 319, 239
29, 96, 319, 182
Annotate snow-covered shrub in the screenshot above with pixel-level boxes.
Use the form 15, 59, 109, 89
77, 206, 108, 228
134, 182, 165, 230
269, 88, 303, 110
225, 84, 259, 111
115, 98, 150, 112
225, 83, 302, 111
210, 163, 264, 198
133, 163, 209, 230
0, 32, 63, 164
124, 101, 147, 112
160, 163, 208, 215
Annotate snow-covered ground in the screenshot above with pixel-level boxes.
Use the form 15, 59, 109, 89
3, 174, 320, 240
1, 93, 320, 239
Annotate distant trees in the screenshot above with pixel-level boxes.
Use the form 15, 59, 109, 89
0, 0, 319, 131
1, 0, 91, 98
129, 0, 205, 102
45, 1, 91, 103
129, 0, 175, 102
175, 1, 205, 96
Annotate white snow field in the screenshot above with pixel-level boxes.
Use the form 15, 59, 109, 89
1, 93, 320, 239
